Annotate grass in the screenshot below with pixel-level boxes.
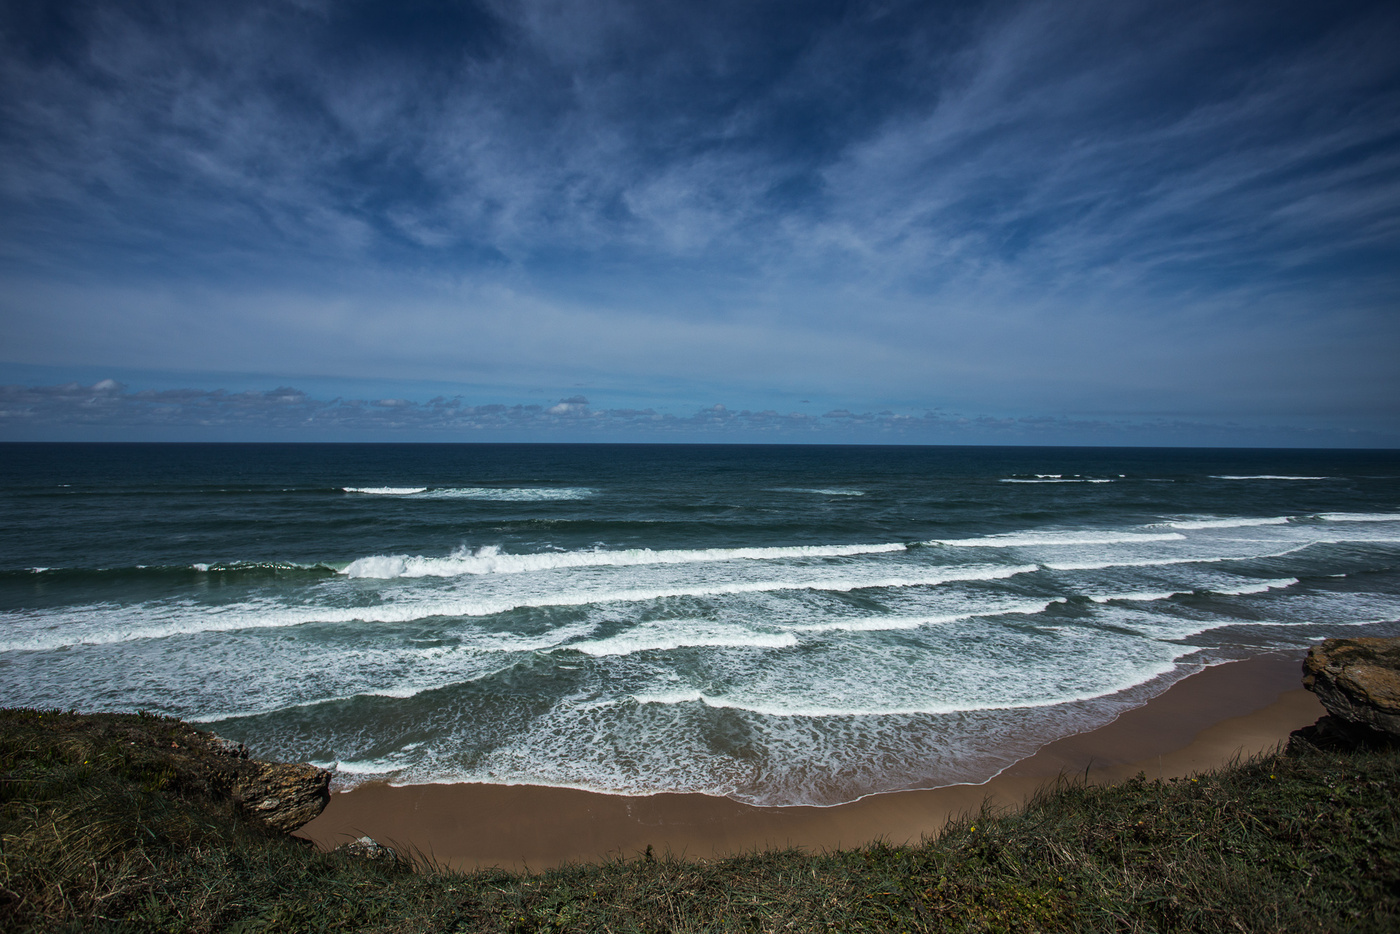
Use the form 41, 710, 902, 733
2, 707, 1397, 932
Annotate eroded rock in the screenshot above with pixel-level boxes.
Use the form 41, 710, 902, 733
229, 761, 332, 834
1290, 637, 1400, 752
1301, 636, 1400, 737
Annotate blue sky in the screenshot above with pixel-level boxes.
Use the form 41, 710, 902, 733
2, 0, 1398, 444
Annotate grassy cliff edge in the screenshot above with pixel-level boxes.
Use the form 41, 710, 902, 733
1, 708, 1397, 933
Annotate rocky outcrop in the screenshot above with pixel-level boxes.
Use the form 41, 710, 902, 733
1290, 637, 1400, 751
170, 727, 331, 834
125, 723, 332, 834
0, 709, 329, 834
1301, 637, 1400, 735
228, 760, 333, 834
334, 835, 399, 862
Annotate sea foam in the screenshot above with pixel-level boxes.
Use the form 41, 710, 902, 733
565, 620, 799, 657
780, 600, 1062, 632
0, 564, 1040, 650
342, 542, 908, 579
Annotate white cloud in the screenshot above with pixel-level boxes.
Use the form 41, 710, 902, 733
1, 379, 1392, 446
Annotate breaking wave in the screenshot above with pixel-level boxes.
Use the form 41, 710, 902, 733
342, 542, 908, 579
343, 486, 594, 501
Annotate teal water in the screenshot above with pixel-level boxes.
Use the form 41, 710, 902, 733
2, 443, 1399, 804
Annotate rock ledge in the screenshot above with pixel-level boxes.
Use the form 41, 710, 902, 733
1290, 636, 1400, 751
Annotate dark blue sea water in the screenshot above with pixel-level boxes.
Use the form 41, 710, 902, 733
3, 443, 1399, 805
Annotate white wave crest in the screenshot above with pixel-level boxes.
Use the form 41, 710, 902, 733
1044, 544, 1310, 571
1086, 577, 1297, 603
566, 621, 798, 657
1210, 475, 1326, 481
425, 487, 595, 501
768, 487, 866, 496
342, 542, 908, 579
1212, 577, 1299, 595
1000, 478, 1114, 484
0, 564, 1038, 650
1166, 517, 1291, 530
1320, 512, 1400, 523
333, 564, 1039, 622
627, 660, 1182, 718
341, 486, 593, 500
335, 758, 404, 775
782, 600, 1062, 632
930, 531, 1184, 547
1088, 592, 1178, 604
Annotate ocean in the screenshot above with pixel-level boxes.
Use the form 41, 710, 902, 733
2, 443, 1398, 806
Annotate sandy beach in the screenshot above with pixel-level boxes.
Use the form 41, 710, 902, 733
296, 653, 1322, 870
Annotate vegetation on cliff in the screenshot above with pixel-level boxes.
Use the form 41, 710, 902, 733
1, 707, 1397, 932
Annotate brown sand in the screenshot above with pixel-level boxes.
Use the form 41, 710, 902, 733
296, 653, 1322, 871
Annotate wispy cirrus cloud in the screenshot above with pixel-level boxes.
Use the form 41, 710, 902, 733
1, 0, 1397, 440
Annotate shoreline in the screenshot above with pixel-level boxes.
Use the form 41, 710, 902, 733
295, 653, 1322, 871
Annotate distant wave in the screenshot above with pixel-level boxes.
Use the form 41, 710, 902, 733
2, 561, 337, 581
1210, 475, 1326, 481
1000, 478, 1114, 484
189, 561, 337, 574
343, 486, 594, 501
930, 531, 1184, 547
341, 542, 908, 579
427, 487, 595, 501
766, 487, 866, 496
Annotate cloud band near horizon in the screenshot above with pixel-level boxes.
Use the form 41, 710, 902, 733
0, 379, 1389, 447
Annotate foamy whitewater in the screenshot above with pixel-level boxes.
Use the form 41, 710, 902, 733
3, 444, 1399, 806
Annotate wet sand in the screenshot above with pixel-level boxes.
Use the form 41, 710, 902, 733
296, 653, 1321, 871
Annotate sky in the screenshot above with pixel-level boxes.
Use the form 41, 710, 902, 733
1, 0, 1398, 445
